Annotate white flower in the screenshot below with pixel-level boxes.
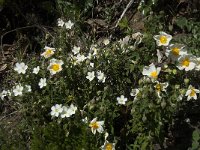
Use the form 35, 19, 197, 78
130, 88, 141, 102
177, 94, 183, 101
25, 85, 32, 92
0, 90, 7, 100
86, 71, 95, 81
154, 81, 168, 98
101, 141, 115, 150
93, 48, 98, 56
119, 36, 130, 47
177, 55, 196, 71
57, 18, 65, 27
65, 20, 74, 29
41, 46, 55, 58
33, 66, 40, 74
142, 63, 161, 80
75, 54, 86, 63
103, 38, 110, 45
0, 90, 9, 100
130, 88, 139, 97
97, 71, 106, 83
82, 117, 88, 123
69, 104, 77, 115
132, 32, 143, 45
70, 54, 86, 65
89, 117, 104, 134
101, 133, 115, 150
72, 46, 80, 55
13, 85, 23, 96
131, 88, 143, 102
165, 44, 187, 61
90, 63, 94, 67
90, 45, 98, 56
38, 78, 47, 88
60, 104, 77, 118
185, 85, 199, 101
47, 59, 64, 75
153, 31, 172, 46
50, 104, 63, 117
195, 57, 200, 71
117, 95, 128, 105
60, 106, 72, 118
14, 62, 28, 74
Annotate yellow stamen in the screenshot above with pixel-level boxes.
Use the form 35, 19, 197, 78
172, 47, 180, 56
181, 58, 190, 67
89, 122, 99, 129
105, 143, 113, 150
150, 71, 158, 78
159, 36, 167, 44
50, 64, 60, 71
155, 84, 162, 92
190, 89, 196, 97
45, 49, 53, 56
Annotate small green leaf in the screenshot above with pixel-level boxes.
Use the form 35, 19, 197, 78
118, 17, 129, 29
192, 141, 199, 150
193, 130, 200, 141
129, 64, 135, 73
175, 17, 188, 29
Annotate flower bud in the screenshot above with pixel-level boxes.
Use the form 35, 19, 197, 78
184, 78, 189, 85
175, 84, 180, 89
172, 69, 177, 74
180, 89, 186, 95
164, 64, 168, 68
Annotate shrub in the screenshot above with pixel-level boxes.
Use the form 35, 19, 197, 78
1, 0, 200, 149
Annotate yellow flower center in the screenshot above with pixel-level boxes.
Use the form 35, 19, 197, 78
159, 36, 167, 44
105, 143, 113, 150
90, 122, 99, 129
155, 84, 162, 92
181, 58, 190, 67
150, 71, 158, 78
45, 49, 53, 56
172, 47, 180, 56
190, 89, 196, 97
50, 64, 60, 71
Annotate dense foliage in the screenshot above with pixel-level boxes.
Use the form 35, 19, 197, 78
1, 0, 200, 149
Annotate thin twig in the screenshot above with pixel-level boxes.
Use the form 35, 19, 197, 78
0, 111, 18, 121
115, 0, 135, 28
0, 25, 38, 58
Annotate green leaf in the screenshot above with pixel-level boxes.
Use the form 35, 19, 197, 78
192, 141, 199, 150
193, 130, 200, 141
129, 64, 135, 73
175, 17, 188, 29
118, 17, 129, 29
141, 141, 148, 150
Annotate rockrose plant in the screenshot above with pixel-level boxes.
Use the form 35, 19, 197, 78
1, 3, 200, 149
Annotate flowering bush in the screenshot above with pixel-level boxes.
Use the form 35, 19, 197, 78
1, 1, 200, 149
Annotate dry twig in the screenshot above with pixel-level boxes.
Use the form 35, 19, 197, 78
115, 0, 135, 27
